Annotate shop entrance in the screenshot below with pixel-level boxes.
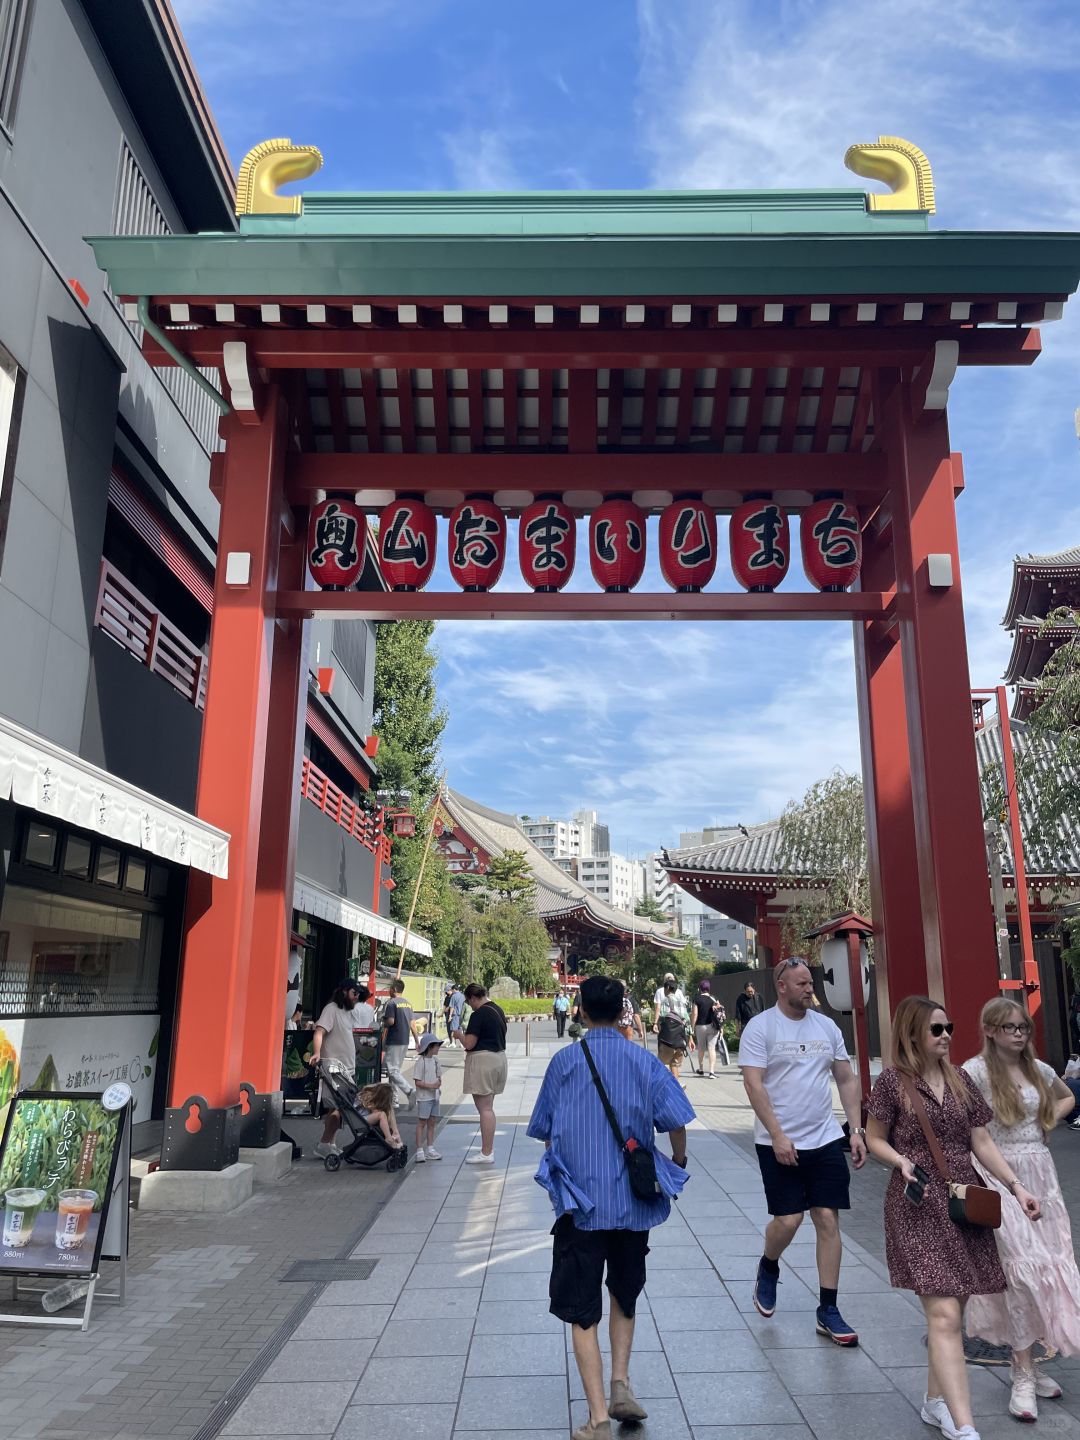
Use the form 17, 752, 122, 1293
88, 139, 1080, 1136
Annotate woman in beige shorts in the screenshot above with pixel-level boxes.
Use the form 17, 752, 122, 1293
453, 983, 508, 1166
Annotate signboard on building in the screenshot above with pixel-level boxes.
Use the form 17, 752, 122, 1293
0, 1092, 128, 1276
0, 1015, 158, 1127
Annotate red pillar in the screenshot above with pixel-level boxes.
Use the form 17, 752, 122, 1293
243, 523, 310, 1094
854, 524, 929, 1060
876, 370, 998, 1059
170, 391, 288, 1108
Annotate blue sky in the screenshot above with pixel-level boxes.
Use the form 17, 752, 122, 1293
174, 0, 1080, 859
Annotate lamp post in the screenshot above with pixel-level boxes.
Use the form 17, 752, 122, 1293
805, 912, 874, 1106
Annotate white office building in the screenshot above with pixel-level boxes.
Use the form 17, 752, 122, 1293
577, 853, 646, 911
521, 808, 610, 862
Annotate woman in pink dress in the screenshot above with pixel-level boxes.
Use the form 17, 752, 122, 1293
962, 997, 1080, 1423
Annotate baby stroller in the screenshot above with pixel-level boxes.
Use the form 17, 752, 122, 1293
315, 1059, 408, 1173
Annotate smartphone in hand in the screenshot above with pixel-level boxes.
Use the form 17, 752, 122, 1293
904, 1163, 931, 1205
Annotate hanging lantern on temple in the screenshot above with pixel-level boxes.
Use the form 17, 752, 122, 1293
801, 497, 863, 592
447, 496, 506, 591
729, 497, 790, 592
519, 496, 575, 592
659, 498, 717, 592
589, 498, 647, 592
378, 496, 437, 591
307, 495, 367, 590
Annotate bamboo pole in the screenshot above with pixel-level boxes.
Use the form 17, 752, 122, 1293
395, 778, 445, 980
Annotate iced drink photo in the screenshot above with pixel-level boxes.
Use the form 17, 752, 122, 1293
54, 1189, 97, 1250
2, 1188, 47, 1249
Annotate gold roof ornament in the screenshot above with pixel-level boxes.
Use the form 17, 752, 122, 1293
844, 136, 935, 213
236, 138, 323, 216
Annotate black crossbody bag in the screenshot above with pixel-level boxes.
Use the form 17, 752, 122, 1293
580, 1038, 661, 1202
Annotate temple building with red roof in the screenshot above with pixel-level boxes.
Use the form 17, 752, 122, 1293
1003, 546, 1080, 719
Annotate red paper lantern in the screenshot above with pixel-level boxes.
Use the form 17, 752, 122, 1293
448, 497, 506, 591
801, 498, 863, 592
378, 496, 437, 591
307, 495, 367, 589
589, 498, 647, 592
519, 497, 575, 592
659, 499, 718, 592
729, 498, 790, 592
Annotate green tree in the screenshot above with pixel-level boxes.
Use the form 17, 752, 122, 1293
634, 895, 669, 923
373, 620, 447, 804
486, 850, 536, 903
775, 770, 869, 957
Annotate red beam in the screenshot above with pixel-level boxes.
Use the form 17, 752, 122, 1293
285, 451, 888, 504
142, 325, 1043, 372
274, 588, 892, 622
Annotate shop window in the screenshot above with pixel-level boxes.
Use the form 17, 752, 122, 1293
124, 857, 148, 895
0, 886, 162, 1015
0, 0, 33, 137
23, 826, 57, 870
96, 848, 122, 888
62, 835, 92, 880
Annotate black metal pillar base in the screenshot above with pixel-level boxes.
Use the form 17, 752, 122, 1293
161, 1096, 242, 1171
237, 1084, 284, 1148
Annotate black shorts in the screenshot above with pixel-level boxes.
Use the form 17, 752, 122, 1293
548, 1214, 650, 1329
755, 1138, 850, 1216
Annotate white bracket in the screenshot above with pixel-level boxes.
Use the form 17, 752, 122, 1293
222, 341, 256, 411
916, 339, 959, 412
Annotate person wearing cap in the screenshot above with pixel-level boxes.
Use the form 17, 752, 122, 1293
652, 972, 686, 1011
308, 978, 368, 1159
413, 1031, 444, 1162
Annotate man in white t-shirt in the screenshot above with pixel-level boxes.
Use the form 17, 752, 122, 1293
652, 972, 686, 1010
739, 958, 866, 1348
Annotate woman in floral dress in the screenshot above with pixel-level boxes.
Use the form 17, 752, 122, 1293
962, 997, 1080, 1422
866, 996, 1041, 1440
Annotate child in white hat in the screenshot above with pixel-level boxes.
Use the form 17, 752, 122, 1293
414, 1032, 443, 1161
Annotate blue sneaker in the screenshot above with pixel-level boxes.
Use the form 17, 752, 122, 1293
815, 1303, 858, 1346
753, 1263, 779, 1318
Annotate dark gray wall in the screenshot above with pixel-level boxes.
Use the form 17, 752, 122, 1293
296, 802, 385, 918
80, 631, 203, 810
708, 967, 883, 1059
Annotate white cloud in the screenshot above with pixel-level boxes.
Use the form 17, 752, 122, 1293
442, 127, 525, 190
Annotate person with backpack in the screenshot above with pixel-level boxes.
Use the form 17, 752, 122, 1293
690, 979, 728, 1075
652, 979, 694, 1083
528, 976, 694, 1440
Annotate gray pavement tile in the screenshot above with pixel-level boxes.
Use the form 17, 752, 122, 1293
853, 1325, 929, 1368
826, 1291, 922, 1326
735, 1285, 821, 1314
220, 1381, 355, 1435
563, 1314, 663, 1352
481, 1243, 552, 1273
456, 1377, 569, 1431
415, 1241, 491, 1268
372, 1319, 477, 1358
648, 1296, 746, 1332
334, 1402, 457, 1440
570, 1396, 690, 1439
661, 1330, 773, 1373
466, 1332, 567, 1377
785, 1264, 894, 1295
883, 1364, 1013, 1416
403, 1261, 488, 1288
773, 1345, 896, 1394
793, 1393, 928, 1440
475, 1300, 564, 1335
359, 1354, 466, 1400
391, 1286, 481, 1321
973, 1416, 1080, 1440
567, 1350, 678, 1401
480, 1269, 551, 1302
291, 1305, 393, 1341
650, 1274, 735, 1301
452, 1433, 566, 1440
263, 1338, 375, 1381
676, 1372, 803, 1427
313, 1271, 413, 1306
692, 1428, 814, 1439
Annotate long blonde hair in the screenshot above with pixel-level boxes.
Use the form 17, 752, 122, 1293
890, 995, 971, 1111
976, 997, 1057, 1132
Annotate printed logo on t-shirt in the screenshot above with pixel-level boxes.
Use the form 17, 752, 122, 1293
773, 1039, 833, 1058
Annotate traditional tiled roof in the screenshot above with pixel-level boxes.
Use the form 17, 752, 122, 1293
663, 820, 786, 879
441, 787, 683, 949
1003, 611, 1078, 686
1002, 548, 1080, 630
977, 718, 1080, 882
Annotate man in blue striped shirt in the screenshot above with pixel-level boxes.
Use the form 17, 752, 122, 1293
528, 975, 695, 1440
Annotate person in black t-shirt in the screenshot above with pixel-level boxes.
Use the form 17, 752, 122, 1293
691, 981, 728, 1076
735, 982, 765, 1036
452, 983, 508, 1166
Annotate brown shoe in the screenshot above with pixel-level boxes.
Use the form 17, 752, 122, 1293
572, 1421, 612, 1440
609, 1380, 648, 1422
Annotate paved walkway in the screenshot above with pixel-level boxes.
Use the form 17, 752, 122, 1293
0, 1032, 1077, 1440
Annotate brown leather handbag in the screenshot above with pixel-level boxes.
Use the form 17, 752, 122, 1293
898, 1073, 1001, 1229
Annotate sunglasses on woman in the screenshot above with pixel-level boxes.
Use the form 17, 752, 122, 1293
928, 1022, 954, 1037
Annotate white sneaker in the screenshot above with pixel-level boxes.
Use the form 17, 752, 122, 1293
425, 1146, 442, 1160
415, 1148, 427, 1163
1009, 1368, 1038, 1422
466, 1152, 495, 1165
943, 1429, 980, 1440
1035, 1372, 1062, 1400
920, 1394, 955, 1431
313, 1141, 339, 1159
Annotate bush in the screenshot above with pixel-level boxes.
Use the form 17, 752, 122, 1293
493, 997, 558, 1016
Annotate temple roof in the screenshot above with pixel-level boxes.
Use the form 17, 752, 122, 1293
1003, 548, 1080, 630
664, 820, 786, 879
1003, 611, 1078, 685
440, 787, 683, 950
978, 718, 1080, 882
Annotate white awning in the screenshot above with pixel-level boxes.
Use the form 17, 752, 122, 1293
294, 874, 433, 958
0, 714, 229, 878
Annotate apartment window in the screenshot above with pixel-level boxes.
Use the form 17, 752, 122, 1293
0, 0, 32, 135
111, 143, 221, 455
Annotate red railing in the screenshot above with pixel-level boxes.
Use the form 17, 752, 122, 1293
301, 757, 391, 861
94, 558, 208, 710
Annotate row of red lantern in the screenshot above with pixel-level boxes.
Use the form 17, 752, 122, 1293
306, 494, 863, 594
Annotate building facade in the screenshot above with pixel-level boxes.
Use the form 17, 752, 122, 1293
521, 807, 610, 862
576, 852, 646, 911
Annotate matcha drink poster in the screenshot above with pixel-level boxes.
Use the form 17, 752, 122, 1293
0, 1094, 127, 1275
